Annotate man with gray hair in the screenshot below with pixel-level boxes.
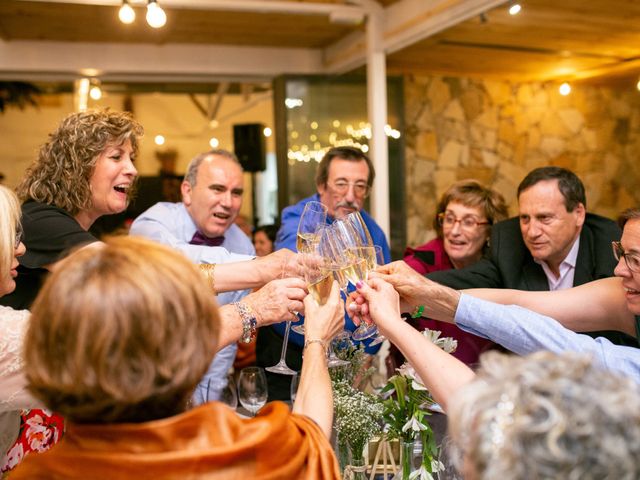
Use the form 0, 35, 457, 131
130, 149, 255, 404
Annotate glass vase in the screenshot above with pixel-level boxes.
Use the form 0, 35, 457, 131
346, 456, 367, 480
393, 440, 418, 480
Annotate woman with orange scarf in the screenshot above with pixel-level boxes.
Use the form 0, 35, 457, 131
12, 236, 342, 479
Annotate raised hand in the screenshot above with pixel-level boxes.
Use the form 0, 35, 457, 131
243, 277, 307, 325
370, 260, 431, 309
354, 277, 403, 336
304, 280, 344, 345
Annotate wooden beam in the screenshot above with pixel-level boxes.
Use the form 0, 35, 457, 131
324, 0, 508, 73
0, 40, 323, 81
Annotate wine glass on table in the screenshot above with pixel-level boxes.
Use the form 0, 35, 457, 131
238, 367, 268, 417
292, 201, 328, 334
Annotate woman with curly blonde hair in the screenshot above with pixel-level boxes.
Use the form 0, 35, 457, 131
0, 109, 143, 310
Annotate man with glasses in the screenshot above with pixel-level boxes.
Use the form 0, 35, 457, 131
258, 146, 391, 400
428, 166, 636, 346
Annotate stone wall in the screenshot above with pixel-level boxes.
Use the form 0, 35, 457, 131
404, 75, 640, 247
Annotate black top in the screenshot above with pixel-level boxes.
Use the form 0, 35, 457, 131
0, 200, 96, 309
428, 213, 638, 347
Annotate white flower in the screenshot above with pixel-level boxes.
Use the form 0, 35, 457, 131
402, 415, 427, 433
397, 363, 428, 391
409, 465, 436, 480
421, 328, 458, 353
432, 459, 445, 472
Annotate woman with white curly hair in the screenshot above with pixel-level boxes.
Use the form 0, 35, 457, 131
448, 350, 640, 479
355, 277, 640, 479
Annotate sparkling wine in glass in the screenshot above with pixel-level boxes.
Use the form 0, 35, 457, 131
292, 201, 328, 335
238, 367, 268, 417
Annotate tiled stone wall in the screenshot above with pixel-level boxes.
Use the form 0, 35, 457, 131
404, 75, 640, 247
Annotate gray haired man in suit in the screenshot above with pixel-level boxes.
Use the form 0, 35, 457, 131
428, 166, 636, 346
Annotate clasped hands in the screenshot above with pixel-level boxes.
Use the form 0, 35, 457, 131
348, 261, 432, 335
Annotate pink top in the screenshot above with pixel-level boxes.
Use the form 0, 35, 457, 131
400, 238, 495, 366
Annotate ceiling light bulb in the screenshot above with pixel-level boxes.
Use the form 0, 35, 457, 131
508, 3, 521, 15
559, 82, 571, 96
146, 0, 167, 29
119, 1, 135, 24
89, 85, 102, 100
209, 137, 219, 148
154, 135, 165, 146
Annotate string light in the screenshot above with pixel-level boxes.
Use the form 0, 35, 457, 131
154, 135, 165, 146
146, 0, 167, 28
89, 84, 102, 100
263, 127, 272, 137
209, 137, 219, 148
559, 82, 571, 96
118, 0, 135, 24
508, 3, 521, 15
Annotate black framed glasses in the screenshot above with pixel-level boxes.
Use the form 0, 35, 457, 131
438, 212, 490, 230
329, 180, 371, 198
612, 241, 640, 273
14, 224, 23, 249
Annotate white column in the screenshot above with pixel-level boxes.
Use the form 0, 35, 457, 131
366, 9, 390, 240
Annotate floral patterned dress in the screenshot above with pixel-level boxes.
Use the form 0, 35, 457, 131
0, 306, 64, 475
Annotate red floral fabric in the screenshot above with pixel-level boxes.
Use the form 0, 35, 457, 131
1, 408, 64, 474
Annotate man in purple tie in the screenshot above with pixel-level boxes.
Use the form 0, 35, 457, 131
131, 149, 281, 404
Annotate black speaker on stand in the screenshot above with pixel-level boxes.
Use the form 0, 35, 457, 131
233, 123, 266, 229
233, 123, 266, 172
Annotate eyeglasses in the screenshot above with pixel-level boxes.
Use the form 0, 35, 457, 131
612, 241, 640, 273
14, 224, 23, 249
329, 181, 370, 198
438, 213, 490, 230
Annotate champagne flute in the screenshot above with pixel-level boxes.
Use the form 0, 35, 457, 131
368, 245, 387, 346
303, 241, 350, 368
265, 320, 298, 375
292, 201, 328, 334
331, 219, 377, 340
238, 367, 268, 417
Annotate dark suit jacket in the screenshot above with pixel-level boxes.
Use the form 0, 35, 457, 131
428, 213, 637, 346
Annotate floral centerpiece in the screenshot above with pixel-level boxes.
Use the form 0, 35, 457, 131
331, 339, 382, 478
333, 380, 383, 478
381, 329, 457, 480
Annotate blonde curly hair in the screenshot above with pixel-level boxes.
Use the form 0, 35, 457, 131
17, 109, 144, 215
448, 351, 640, 480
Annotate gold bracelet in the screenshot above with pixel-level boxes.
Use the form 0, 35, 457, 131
199, 263, 216, 295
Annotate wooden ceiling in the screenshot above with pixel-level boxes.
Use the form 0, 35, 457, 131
1, 0, 639, 87
388, 0, 640, 86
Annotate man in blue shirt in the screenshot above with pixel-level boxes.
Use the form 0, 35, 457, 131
257, 146, 391, 400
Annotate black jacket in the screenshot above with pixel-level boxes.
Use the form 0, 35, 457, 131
428, 213, 637, 347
